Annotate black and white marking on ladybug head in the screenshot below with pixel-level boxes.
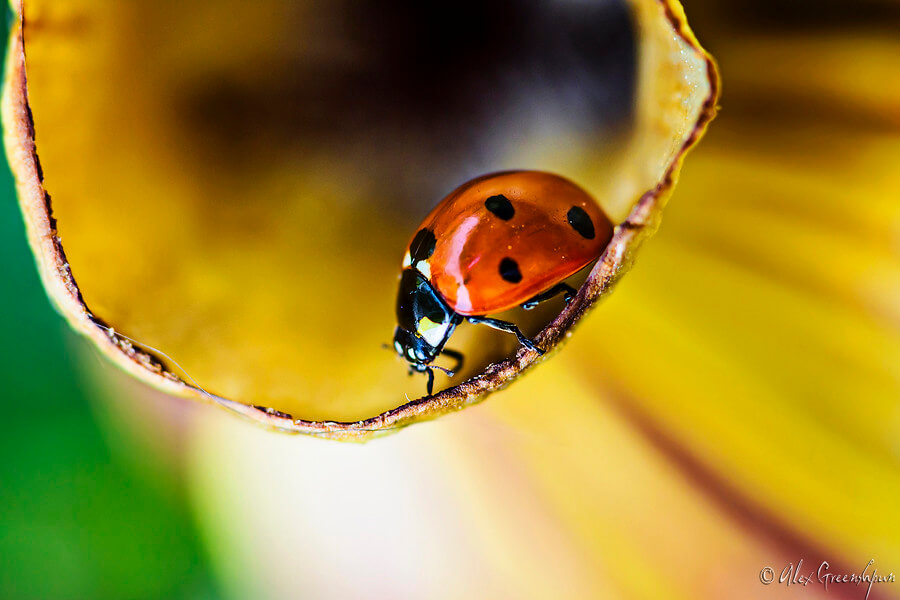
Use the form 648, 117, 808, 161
394, 269, 459, 367
499, 257, 522, 283
485, 194, 515, 220
566, 206, 595, 239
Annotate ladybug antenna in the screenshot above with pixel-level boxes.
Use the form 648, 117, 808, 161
428, 364, 455, 378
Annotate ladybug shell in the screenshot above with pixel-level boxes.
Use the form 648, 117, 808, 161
404, 171, 614, 316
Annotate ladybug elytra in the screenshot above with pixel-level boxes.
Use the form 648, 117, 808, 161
393, 170, 614, 394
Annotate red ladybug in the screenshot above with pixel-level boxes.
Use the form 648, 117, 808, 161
393, 170, 615, 394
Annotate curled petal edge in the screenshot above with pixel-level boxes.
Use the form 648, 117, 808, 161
2, 0, 719, 440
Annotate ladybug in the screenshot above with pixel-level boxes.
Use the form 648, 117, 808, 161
393, 170, 615, 394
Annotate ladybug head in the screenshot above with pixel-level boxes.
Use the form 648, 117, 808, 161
393, 269, 460, 368
392, 327, 439, 367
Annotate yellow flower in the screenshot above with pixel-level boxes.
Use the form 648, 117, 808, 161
5, 0, 898, 598
3, 0, 715, 434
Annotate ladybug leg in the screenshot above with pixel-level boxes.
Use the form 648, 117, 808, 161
440, 348, 464, 373
425, 367, 435, 396
521, 283, 577, 310
466, 316, 545, 355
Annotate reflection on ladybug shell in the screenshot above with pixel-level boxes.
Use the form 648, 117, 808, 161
403, 171, 614, 316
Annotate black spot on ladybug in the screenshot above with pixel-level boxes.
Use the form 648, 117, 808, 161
409, 228, 436, 263
485, 194, 514, 220
499, 257, 522, 283
567, 206, 595, 239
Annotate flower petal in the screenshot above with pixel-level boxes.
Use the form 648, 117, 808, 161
4, 0, 716, 434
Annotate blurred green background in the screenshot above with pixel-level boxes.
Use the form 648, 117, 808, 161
0, 15, 218, 599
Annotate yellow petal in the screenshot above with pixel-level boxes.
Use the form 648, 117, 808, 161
3, 0, 717, 436
569, 25, 900, 570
